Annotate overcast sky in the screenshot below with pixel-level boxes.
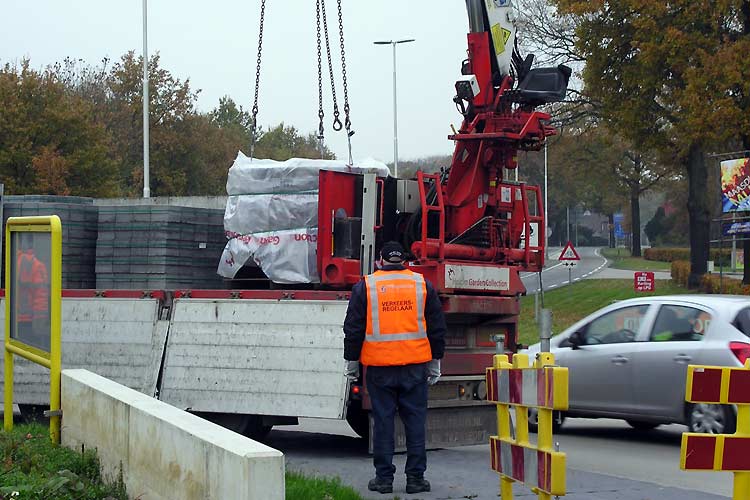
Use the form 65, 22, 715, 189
0, 1, 473, 164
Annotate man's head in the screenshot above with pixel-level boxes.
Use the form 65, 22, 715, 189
380, 241, 405, 266
17, 232, 34, 252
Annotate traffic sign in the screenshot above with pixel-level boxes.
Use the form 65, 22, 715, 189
634, 271, 655, 292
558, 241, 580, 261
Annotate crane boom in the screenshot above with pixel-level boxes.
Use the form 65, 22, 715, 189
465, 0, 517, 78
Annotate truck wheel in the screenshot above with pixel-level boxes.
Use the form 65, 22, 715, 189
243, 415, 273, 441
346, 403, 369, 440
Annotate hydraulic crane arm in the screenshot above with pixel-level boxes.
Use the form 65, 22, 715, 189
465, 0, 516, 78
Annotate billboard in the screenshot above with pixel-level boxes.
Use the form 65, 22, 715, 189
721, 158, 750, 213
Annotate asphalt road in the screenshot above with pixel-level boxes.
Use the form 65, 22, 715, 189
521, 246, 609, 294
272, 417, 731, 500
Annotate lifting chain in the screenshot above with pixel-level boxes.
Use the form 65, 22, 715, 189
316, 0, 325, 148
321, 0, 343, 132
249, 0, 354, 164
249, 0, 267, 161
337, 0, 354, 165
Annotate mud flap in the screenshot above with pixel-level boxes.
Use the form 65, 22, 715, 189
368, 405, 496, 453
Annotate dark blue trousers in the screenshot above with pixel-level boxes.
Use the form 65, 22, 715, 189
366, 363, 428, 481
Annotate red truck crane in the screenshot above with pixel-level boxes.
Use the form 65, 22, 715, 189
315, 0, 570, 440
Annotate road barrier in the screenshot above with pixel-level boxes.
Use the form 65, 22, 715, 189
680, 360, 750, 500
486, 352, 568, 499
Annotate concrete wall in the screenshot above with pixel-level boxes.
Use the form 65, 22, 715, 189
61, 369, 284, 500
94, 196, 228, 210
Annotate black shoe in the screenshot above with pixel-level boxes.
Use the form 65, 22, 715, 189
406, 477, 431, 494
368, 477, 393, 494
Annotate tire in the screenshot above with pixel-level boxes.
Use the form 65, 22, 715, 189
345, 403, 370, 440
528, 408, 565, 434
243, 415, 273, 441
626, 420, 660, 431
688, 403, 736, 434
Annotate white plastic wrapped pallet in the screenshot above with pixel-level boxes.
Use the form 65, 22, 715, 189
218, 152, 389, 283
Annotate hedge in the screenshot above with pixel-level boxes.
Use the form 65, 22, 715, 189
645, 247, 732, 266
671, 259, 750, 295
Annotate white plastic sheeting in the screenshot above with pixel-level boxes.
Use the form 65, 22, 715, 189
218, 153, 389, 283
218, 228, 318, 283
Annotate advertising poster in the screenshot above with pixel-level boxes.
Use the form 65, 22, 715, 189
721, 158, 750, 212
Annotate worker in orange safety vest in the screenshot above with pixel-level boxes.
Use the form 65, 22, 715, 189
343, 241, 446, 495
15, 233, 50, 350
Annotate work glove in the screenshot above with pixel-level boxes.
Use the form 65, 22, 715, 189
427, 359, 441, 385
345, 360, 360, 381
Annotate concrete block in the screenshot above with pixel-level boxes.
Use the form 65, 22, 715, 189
61, 369, 284, 500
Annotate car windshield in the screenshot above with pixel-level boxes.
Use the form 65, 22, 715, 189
733, 307, 750, 338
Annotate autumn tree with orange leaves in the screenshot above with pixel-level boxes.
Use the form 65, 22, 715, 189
554, 0, 750, 285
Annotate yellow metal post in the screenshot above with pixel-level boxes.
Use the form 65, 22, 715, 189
3, 349, 12, 432
49, 216, 62, 443
495, 354, 514, 499
733, 404, 750, 500
535, 352, 556, 500
4, 219, 11, 433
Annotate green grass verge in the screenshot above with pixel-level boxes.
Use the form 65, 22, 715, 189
286, 470, 367, 500
0, 423, 127, 500
3, 425, 369, 500
517, 279, 691, 346
600, 247, 672, 271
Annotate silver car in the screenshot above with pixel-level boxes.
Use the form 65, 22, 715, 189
524, 295, 750, 433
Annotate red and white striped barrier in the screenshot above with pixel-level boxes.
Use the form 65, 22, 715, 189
490, 438, 558, 493
486, 353, 568, 498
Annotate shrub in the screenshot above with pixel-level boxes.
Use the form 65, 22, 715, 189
700, 274, 750, 295
671, 260, 691, 287
645, 248, 731, 266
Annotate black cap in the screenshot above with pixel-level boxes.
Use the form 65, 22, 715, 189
380, 241, 406, 263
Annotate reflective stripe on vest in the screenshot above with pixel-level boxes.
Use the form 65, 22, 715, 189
365, 271, 427, 341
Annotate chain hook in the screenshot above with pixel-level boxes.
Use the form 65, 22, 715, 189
249, 0, 267, 161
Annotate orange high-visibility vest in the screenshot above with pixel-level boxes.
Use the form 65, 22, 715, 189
361, 269, 432, 366
16, 251, 49, 322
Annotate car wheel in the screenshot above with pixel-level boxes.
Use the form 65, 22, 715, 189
528, 408, 565, 434
626, 420, 660, 431
688, 404, 736, 434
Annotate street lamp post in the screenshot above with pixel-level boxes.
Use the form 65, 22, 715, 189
142, 0, 150, 198
374, 39, 414, 178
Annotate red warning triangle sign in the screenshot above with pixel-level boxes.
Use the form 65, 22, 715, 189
558, 241, 581, 261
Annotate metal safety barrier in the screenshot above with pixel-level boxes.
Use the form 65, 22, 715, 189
486, 352, 568, 499
680, 360, 750, 499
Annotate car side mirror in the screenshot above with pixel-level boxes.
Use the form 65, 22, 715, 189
568, 331, 585, 349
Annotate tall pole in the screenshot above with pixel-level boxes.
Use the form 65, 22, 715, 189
544, 142, 548, 258
566, 206, 570, 242
374, 39, 414, 178
142, 0, 150, 198
392, 42, 398, 178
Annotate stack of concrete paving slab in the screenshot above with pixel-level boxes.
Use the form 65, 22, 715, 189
2, 195, 99, 289
95, 205, 226, 289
